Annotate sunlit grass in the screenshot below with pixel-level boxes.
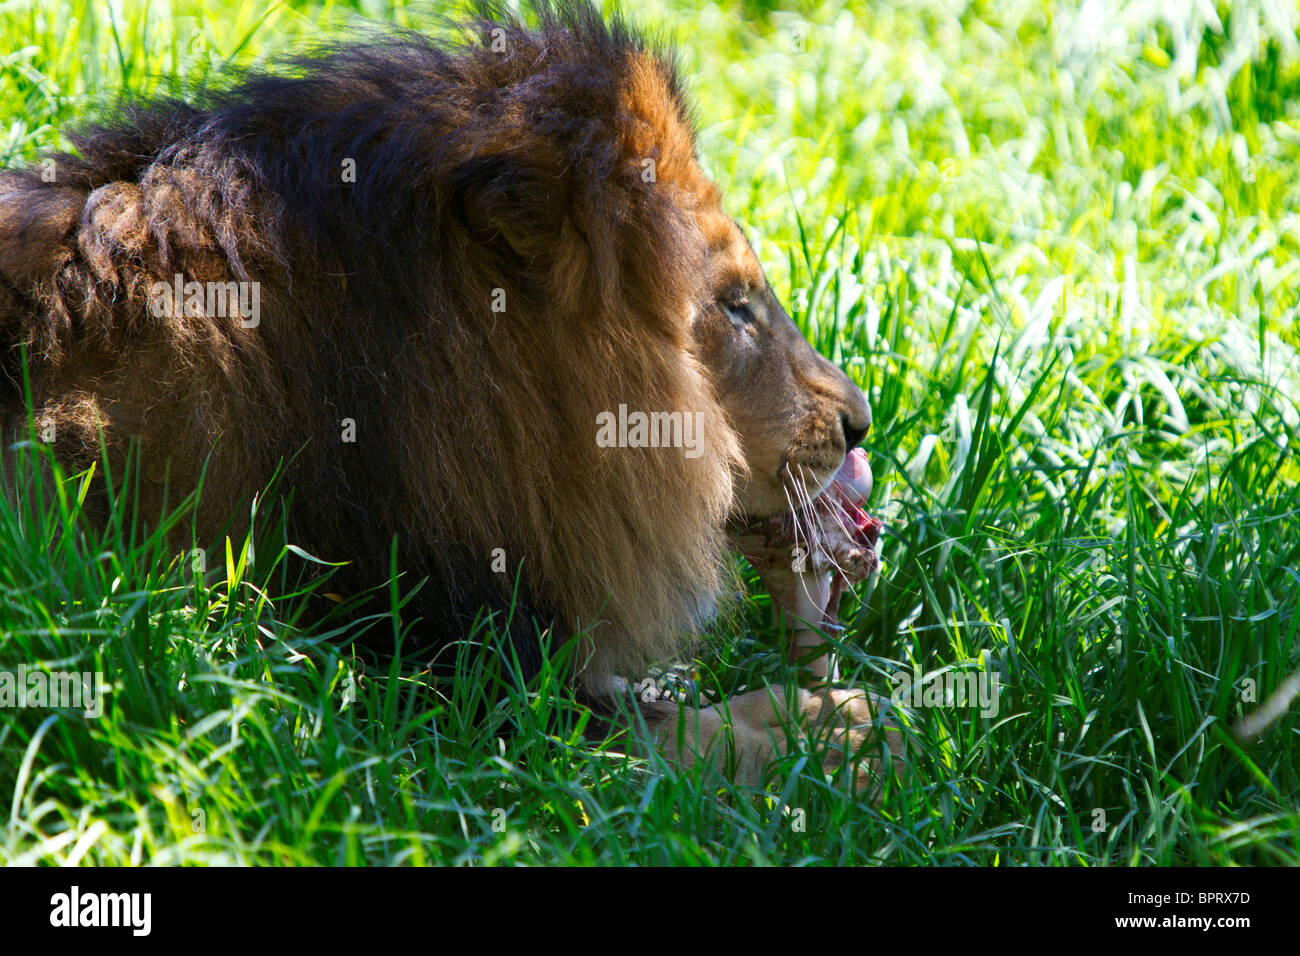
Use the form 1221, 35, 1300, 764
1, 0, 1298, 865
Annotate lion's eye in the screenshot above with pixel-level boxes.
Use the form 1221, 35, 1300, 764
721, 298, 754, 329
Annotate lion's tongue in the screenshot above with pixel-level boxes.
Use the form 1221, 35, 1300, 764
830, 447, 873, 506
829, 448, 878, 547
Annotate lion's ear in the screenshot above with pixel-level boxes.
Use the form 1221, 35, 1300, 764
448, 152, 565, 262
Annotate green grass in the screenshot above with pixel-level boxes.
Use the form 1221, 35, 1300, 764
2, 0, 1299, 865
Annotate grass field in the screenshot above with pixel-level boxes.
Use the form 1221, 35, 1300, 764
2, 0, 1299, 866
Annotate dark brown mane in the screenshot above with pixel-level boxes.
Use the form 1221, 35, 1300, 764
0, 1, 742, 690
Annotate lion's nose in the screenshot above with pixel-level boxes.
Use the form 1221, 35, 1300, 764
842, 412, 870, 450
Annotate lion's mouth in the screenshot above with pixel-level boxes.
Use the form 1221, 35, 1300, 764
732, 447, 881, 577
730, 449, 881, 680
816, 447, 882, 574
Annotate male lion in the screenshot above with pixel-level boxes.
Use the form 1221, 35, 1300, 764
0, 2, 898, 789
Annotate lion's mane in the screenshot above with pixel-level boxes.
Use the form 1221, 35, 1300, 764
0, 2, 743, 687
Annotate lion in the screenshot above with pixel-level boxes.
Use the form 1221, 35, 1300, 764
0, 1, 900, 790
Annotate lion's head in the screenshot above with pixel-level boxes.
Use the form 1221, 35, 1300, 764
688, 221, 873, 522
0, 2, 871, 693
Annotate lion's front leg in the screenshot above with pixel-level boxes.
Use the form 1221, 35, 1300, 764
650, 686, 904, 794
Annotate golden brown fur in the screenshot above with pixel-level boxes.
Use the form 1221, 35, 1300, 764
0, 2, 895, 787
